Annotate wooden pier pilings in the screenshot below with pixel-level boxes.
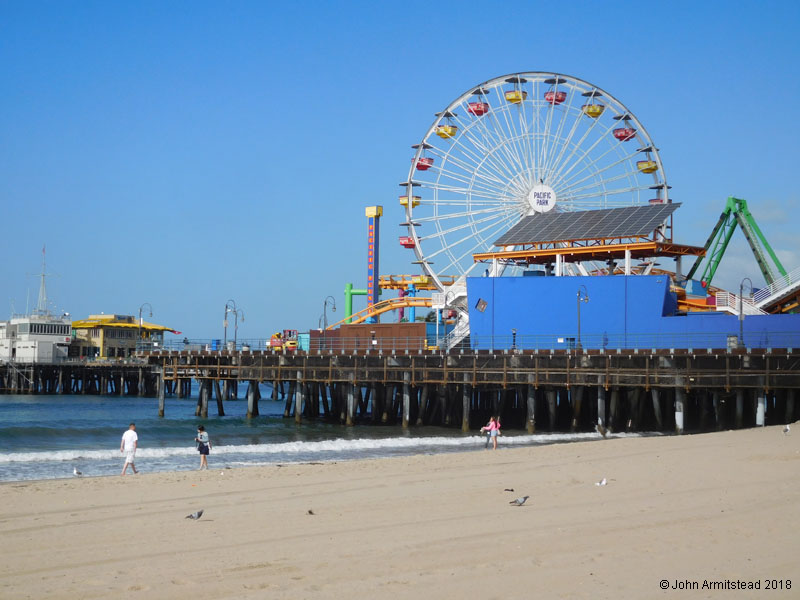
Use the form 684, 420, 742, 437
0, 362, 161, 396
145, 347, 800, 433
3, 348, 799, 434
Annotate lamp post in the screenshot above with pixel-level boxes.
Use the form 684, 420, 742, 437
224, 299, 241, 348
318, 296, 337, 351
739, 277, 753, 348
576, 285, 589, 349
137, 302, 153, 353
322, 295, 336, 330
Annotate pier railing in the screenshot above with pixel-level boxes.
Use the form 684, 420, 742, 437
157, 330, 800, 355
754, 264, 800, 307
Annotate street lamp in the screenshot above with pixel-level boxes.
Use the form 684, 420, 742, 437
137, 302, 153, 353
224, 299, 243, 348
739, 277, 753, 348
576, 285, 589, 349
321, 295, 336, 330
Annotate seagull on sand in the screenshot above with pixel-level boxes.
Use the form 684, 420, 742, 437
784, 424, 791, 435
509, 496, 529, 506
595, 423, 608, 438
185, 509, 204, 520
73, 467, 82, 477
595, 478, 608, 486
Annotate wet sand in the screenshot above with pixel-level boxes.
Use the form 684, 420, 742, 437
1, 425, 797, 599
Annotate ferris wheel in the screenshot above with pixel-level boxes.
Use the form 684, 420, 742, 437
400, 72, 669, 293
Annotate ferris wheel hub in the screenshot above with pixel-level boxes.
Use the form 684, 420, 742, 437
527, 183, 557, 214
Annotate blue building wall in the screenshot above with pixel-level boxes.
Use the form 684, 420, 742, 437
466, 275, 800, 350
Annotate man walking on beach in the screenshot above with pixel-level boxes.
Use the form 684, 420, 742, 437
120, 423, 138, 475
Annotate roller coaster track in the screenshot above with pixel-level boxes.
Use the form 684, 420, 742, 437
326, 297, 433, 329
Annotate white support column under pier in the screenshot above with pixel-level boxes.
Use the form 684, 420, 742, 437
756, 391, 766, 426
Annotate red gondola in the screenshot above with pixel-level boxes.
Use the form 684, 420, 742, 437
415, 157, 434, 171
468, 101, 490, 116
612, 127, 636, 141
544, 90, 566, 105
399, 236, 416, 248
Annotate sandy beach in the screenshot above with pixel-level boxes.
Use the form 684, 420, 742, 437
1, 426, 797, 599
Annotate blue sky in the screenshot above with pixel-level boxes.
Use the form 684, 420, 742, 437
2, 1, 798, 339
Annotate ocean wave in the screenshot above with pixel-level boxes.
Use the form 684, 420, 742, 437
0, 431, 640, 464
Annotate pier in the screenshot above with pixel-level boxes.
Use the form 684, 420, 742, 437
0, 362, 160, 396
3, 347, 798, 434
138, 347, 800, 433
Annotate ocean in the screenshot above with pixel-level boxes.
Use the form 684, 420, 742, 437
0, 385, 636, 482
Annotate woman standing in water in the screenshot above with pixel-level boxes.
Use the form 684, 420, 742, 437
480, 416, 500, 450
195, 425, 211, 469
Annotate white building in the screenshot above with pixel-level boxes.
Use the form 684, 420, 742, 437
0, 314, 72, 363
0, 248, 73, 364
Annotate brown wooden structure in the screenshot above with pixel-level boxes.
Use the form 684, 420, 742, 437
143, 347, 800, 433
3, 347, 797, 434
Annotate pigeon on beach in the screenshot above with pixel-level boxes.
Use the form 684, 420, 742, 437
185, 509, 204, 520
784, 424, 791, 435
509, 496, 529, 506
73, 467, 82, 477
595, 478, 607, 486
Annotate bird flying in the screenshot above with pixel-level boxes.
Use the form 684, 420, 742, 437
509, 496, 529, 506
185, 509, 204, 520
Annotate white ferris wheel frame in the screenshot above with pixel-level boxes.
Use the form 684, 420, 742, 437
402, 72, 669, 294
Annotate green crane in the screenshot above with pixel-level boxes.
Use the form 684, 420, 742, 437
687, 196, 787, 288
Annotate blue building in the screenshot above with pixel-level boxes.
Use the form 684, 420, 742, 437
466, 275, 800, 350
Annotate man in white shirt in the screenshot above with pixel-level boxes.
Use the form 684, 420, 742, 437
120, 423, 139, 476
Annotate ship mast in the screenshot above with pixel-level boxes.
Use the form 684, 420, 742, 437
34, 245, 49, 316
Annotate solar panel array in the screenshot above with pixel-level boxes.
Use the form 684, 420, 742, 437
494, 203, 681, 246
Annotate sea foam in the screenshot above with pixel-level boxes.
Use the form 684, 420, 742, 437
0, 431, 640, 464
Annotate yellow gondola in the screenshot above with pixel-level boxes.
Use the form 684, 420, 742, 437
411, 275, 429, 285
504, 90, 527, 104
399, 195, 421, 208
435, 125, 457, 139
582, 104, 605, 118
637, 160, 658, 174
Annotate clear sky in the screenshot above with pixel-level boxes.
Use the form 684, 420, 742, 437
2, 0, 798, 339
